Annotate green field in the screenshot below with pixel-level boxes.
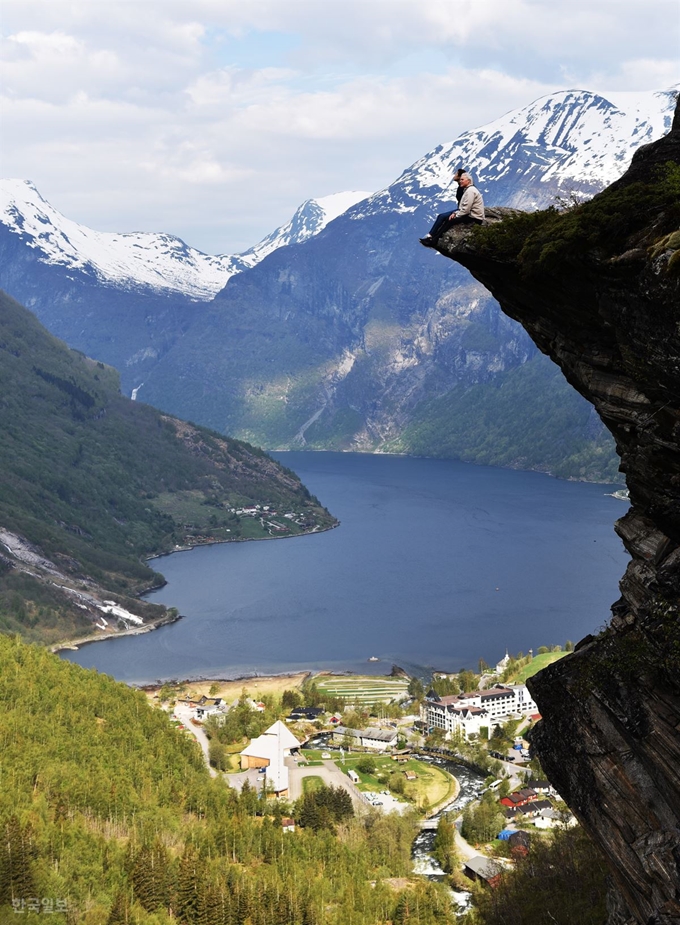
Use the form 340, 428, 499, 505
299, 749, 324, 761
315, 675, 409, 705
342, 756, 456, 811
511, 651, 568, 683
302, 775, 325, 793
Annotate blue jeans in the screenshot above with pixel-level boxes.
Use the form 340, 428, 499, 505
429, 211, 482, 238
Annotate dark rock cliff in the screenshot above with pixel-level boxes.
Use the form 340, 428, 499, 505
433, 99, 680, 923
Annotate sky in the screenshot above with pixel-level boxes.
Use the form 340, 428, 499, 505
1, 0, 679, 254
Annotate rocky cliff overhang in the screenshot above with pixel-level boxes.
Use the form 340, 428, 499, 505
430, 97, 680, 924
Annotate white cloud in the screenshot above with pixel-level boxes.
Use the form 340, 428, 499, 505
0, 0, 677, 252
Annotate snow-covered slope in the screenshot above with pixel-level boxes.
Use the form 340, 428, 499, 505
0, 180, 370, 300
352, 87, 678, 218
239, 190, 372, 266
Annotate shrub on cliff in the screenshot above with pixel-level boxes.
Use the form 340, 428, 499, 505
473, 162, 680, 274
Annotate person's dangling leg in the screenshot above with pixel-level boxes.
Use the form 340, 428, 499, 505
428, 210, 455, 238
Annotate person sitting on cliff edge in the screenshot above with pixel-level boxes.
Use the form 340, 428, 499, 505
420, 172, 485, 247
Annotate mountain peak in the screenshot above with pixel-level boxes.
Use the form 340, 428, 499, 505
238, 189, 372, 265
349, 85, 679, 219
0, 180, 371, 300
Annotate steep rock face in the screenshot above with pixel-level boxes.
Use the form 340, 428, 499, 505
434, 101, 680, 922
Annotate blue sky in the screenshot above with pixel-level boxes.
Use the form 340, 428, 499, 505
1, 0, 678, 253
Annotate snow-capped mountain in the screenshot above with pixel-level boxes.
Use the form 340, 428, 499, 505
352, 88, 678, 219
239, 190, 372, 266
129, 86, 676, 469
1, 85, 677, 480
0, 180, 370, 300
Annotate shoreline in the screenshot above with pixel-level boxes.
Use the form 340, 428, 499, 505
344, 448, 624, 487
51, 520, 339, 656
138, 669, 313, 693
145, 518, 340, 563
50, 609, 182, 654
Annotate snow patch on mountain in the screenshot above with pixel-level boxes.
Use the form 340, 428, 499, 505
0, 179, 240, 299
350, 87, 678, 219
238, 190, 372, 266
0, 180, 370, 300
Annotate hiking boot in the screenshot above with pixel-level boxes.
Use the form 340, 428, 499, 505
419, 236, 436, 248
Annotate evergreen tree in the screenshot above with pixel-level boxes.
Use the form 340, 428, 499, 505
0, 815, 36, 903
238, 780, 259, 816
175, 846, 204, 923
130, 839, 169, 912
106, 889, 132, 925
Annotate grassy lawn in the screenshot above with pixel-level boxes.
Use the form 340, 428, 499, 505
299, 749, 324, 761
302, 776, 324, 794
315, 675, 409, 705
224, 753, 242, 772
341, 756, 456, 810
510, 652, 568, 683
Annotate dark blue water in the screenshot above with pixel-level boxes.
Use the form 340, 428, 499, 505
61, 453, 628, 683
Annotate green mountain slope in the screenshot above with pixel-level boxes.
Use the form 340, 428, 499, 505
0, 636, 452, 923
387, 353, 620, 482
0, 291, 335, 644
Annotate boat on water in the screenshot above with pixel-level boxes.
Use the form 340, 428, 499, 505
368, 656, 379, 662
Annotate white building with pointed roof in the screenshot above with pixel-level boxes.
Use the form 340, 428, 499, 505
495, 650, 510, 674
265, 720, 301, 753
239, 721, 301, 797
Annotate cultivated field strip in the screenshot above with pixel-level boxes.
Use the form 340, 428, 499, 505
315, 676, 409, 704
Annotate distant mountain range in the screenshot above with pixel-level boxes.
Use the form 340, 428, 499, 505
0, 181, 371, 299
1, 87, 677, 480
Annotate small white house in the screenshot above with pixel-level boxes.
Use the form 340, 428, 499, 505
534, 808, 577, 829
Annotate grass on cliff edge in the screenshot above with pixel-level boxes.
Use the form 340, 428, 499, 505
472, 161, 680, 273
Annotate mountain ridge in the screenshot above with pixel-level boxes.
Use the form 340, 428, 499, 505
0, 178, 371, 299
131, 87, 675, 478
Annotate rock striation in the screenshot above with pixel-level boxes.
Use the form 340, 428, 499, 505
433, 99, 680, 923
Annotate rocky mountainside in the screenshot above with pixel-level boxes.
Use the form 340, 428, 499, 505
0, 290, 335, 645
132, 88, 675, 479
0, 179, 369, 391
433, 96, 680, 923
1, 89, 675, 480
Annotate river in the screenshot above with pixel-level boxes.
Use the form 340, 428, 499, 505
61, 452, 629, 683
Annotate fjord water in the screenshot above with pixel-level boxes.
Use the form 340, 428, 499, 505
62, 453, 628, 683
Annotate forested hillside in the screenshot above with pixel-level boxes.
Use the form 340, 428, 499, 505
388, 353, 619, 481
0, 291, 335, 643
0, 637, 453, 923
